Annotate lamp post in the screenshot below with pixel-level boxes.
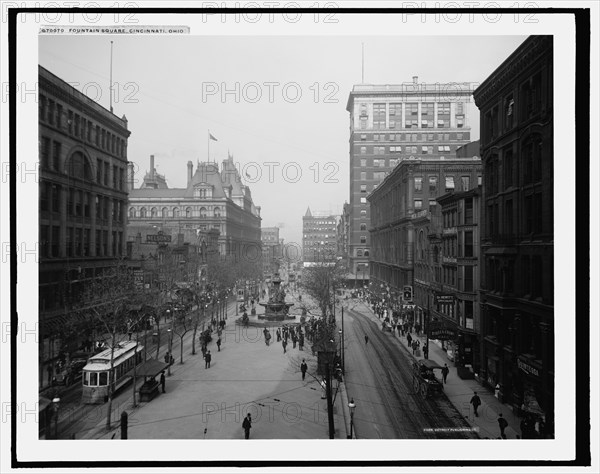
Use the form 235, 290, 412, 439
348, 398, 356, 439
52, 397, 60, 439
338, 328, 344, 374
167, 328, 173, 376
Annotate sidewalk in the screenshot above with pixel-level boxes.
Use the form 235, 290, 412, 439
81, 297, 345, 440
349, 298, 523, 440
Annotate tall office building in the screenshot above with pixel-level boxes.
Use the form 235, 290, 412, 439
302, 207, 338, 266
346, 78, 476, 285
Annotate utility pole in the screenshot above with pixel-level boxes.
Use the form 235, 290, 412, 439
341, 306, 345, 374
326, 362, 335, 439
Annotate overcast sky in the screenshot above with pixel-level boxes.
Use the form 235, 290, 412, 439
39, 35, 527, 245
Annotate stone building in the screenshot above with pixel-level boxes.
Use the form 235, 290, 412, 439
127, 154, 262, 267
346, 79, 477, 283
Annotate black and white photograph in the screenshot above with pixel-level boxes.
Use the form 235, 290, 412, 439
1, 2, 597, 472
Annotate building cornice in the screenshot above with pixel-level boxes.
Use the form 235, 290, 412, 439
473, 36, 552, 108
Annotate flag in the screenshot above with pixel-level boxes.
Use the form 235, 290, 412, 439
209, 133, 218, 141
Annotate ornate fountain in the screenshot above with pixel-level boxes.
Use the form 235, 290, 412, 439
258, 273, 294, 321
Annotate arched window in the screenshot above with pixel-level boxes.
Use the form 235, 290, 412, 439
186, 207, 192, 218
200, 207, 207, 218
357, 250, 363, 257
162, 207, 168, 218
66, 151, 92, 180
150, 207, 157, 218
364, 249, 370, 257
214, 206, 221, 217
129, 207, 136, 218
360, 223, 367, 231
140, 207, 147, 218
173, 207, 180, 218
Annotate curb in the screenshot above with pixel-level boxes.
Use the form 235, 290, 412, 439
338, 380, 352, 439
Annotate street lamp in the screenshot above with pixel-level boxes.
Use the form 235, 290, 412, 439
348, 398, 356, 439
338, 329, 344, 374
52, 397, 60, 439
167, 328, 173, 376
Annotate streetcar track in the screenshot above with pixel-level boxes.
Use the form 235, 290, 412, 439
346, 307, 478, 439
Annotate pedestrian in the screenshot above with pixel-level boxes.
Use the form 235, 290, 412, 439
205, 350, 212, 369
300, 359, 308, 381
470, 391, 481, 417
170, 354, 175, 366
498, 413, 508, 438
292, 334, 297, 349
412, 340, 418, 355
282, 339, 287, 354
164, 351, 170, 364
216, 337, 222, 351
276, 328, 281, 342
160, 371, 166, 393
299, 333, 304, 351
441, 363, 449, 384
242, 413, 252, 439
407, 333, 412, 348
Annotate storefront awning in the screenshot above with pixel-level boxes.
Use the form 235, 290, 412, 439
522, 389, 545, 416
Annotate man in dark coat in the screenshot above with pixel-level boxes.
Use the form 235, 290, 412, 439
205, 350, 212, 369
407, 333, 413, 348
300, 359, 308, 381
498, 413, 508, 438
441, 364, 449, 384
242, 413, 252, 439
216, 337, 222, 351
470, 391, 482, 417
160, 371, 166, 393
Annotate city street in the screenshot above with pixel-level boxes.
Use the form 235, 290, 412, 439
341, 301, 477, 439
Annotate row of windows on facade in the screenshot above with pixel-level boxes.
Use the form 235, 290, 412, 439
359, 132, 467, 143
485, 254, 549, 300
39, 225, 123, 259
361, 145, 454, 156
40, 138, 127, 191
485, 137, 545, 193
482, 73, 544, 145
359, 102, 464, 130
485, 311, 547, 363
39, 94, 127, 158
485, 191, 548, 238
360, 177, 480, 210
40, 182, 126, 223
130, 206, 222, 219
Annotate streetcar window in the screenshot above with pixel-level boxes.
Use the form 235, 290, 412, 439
99, 372, 108, 386
83, 372, 89, 386
90, 372, 98, 386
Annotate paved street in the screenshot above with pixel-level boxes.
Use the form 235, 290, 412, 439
75, 293, 346, 440
341, 300, 477, 439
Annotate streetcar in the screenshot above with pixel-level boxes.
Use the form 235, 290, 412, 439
81, 341, 144, 404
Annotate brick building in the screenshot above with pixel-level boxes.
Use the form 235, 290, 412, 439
473, 35, 554, 434
38, 65, 131, 388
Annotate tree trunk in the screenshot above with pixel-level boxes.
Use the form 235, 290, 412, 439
106, 334, 116, 431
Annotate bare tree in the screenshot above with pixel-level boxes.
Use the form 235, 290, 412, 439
74, 260, 144, 431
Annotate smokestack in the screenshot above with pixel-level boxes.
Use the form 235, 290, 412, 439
413, 76, 418, 85
187, 160, 193, 185
150, 155, 155, 179
127, 162, 135, 191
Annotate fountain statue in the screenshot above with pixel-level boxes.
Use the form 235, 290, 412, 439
259, 273, 294, 321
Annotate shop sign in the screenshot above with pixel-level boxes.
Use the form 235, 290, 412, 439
435, 294, 454, 304
147, 233, 172, 243
430, 326, 458, 340
517, 358, 540, 377
133, 270, 144, 284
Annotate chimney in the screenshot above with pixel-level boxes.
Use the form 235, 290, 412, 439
413, 76, 418, 85
127, 162, 135, 191
187, 161, 193, 185
150, 155, 155, 179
